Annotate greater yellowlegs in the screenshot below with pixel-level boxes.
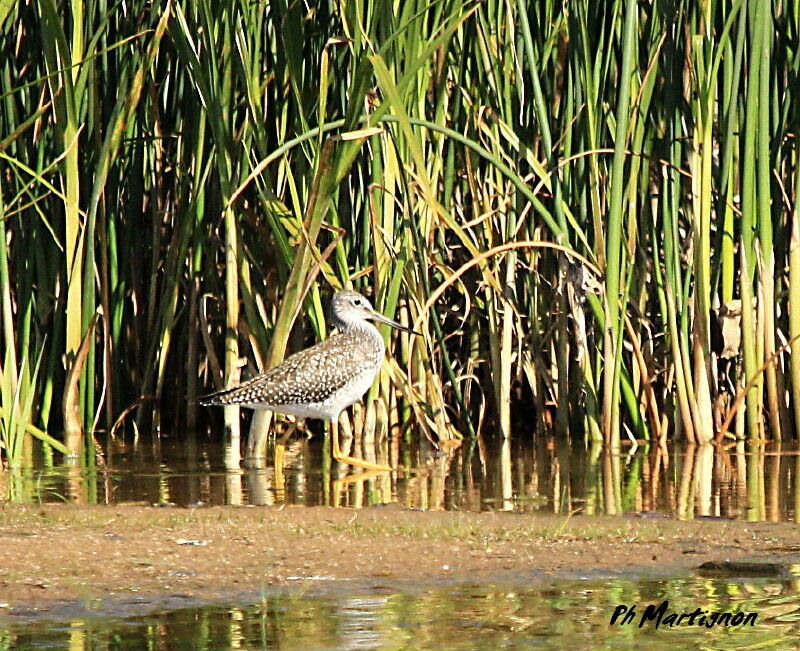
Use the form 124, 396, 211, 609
199, 290, 418, 470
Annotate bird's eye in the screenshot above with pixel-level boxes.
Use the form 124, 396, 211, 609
353, 298, 362, 306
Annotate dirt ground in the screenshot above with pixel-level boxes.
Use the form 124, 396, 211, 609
1, 503, 799, 622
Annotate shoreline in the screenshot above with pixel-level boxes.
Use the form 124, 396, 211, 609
0, 504, 798, 623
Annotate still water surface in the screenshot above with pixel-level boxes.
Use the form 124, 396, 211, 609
5, 435, 800, 648
5, 434, 800, 521
3, 574, 800, 649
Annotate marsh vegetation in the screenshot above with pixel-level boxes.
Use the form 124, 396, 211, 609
1, 1, 800, 511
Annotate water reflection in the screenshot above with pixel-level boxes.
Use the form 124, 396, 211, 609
8, 435, 800, 521
3, 574, 800, 649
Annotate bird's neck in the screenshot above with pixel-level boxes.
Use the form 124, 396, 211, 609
335, 320, 385, 352
334, 317, 371, 334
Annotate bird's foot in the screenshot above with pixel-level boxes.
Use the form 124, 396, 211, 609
332, 454, 392, 473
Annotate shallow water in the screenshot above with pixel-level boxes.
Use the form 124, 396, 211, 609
6, 435, 800, 522
3, 572, 799, 649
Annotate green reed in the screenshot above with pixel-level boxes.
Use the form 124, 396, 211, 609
1, 0, 800, 474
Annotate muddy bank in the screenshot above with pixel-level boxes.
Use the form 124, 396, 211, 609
0, 503, 798, 621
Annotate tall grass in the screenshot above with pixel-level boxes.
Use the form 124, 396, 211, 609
0, 0, 799, 475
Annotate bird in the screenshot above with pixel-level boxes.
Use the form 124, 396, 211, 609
198, 290, 418, 471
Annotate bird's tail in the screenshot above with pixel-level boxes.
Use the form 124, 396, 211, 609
193, 387, 236, 406
194, 378, 265, 407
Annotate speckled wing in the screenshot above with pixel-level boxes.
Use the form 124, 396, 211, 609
198, 332, 382, 408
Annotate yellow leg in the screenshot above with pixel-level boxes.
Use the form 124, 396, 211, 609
274, 422, 298, 491
333, 468, 391, 486
332, 420, 392, 472
332, 468, 391, 507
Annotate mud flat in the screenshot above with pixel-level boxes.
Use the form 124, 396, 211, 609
0, 503, 798, 621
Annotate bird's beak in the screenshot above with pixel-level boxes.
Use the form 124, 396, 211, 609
370, 310, 421, 336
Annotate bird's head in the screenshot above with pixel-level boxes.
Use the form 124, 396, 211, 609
330, 290, 419, 335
